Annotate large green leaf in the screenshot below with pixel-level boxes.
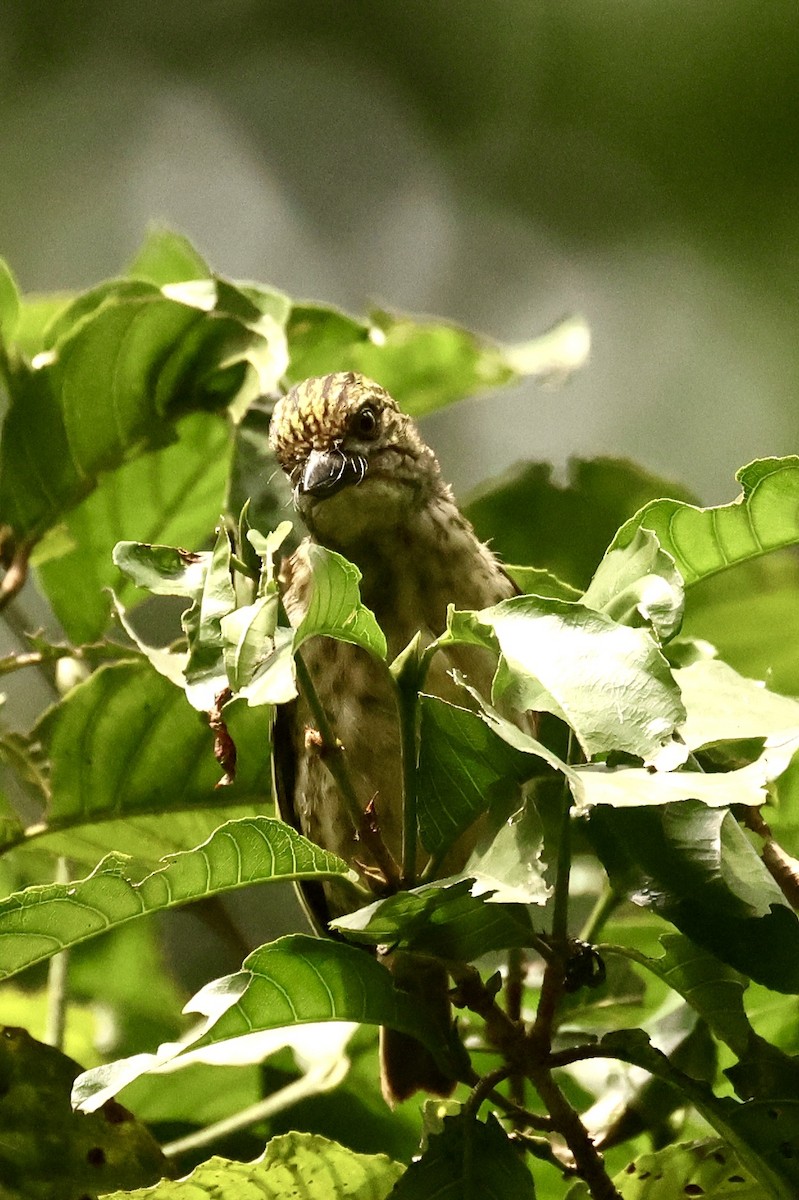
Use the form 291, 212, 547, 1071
34, 411, 232, 643
615, 457, 799, 585
294, 545, 387, 660
285, 305, 588, 417
233, 543, 387, 707
675, 657, 799, 749
466, 457, 698, 589
101, 1132, 403, 1200
444, 595, 686, 766
389, 1112, 536, 1199
0, 275, 286, 548
3, 660, 271, 860
416, 695, 541, 856
74, 935, 462, 1111
332, 878, 536, 960
591, 1029, 799, 1199
587, 802, 799, 993
567, 1140, 765, 1200
0, 817, 355, 981
682, 550, 799, 697
582, 525, 684, 644
125, 227, 211, 286
0, 1026, 168, 1200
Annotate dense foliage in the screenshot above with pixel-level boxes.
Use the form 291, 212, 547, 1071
1, 231, 798, 1199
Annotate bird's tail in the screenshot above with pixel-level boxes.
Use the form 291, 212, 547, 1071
379, 950, 457, 1106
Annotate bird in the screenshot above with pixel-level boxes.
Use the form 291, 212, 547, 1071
268, 370, 519, 1102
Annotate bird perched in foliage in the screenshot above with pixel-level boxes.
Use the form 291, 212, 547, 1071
269, 371, 518, 1102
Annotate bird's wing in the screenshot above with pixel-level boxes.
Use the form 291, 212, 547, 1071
270, 700, 335, 937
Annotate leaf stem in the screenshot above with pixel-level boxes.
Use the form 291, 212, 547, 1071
579, 885, 622, 944
551, 730, 576, 945
397, 681, 419, 886
44, 857, 71, 1051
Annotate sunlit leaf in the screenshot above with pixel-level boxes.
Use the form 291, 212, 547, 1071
74, 935, 461, 1111
0, 275, 286, 547
444, 595, 686, 766
566, 1139, 766, 1200
676, 656, 799, 751
615, 457, 799, 586
0, 817, 354, 981
582, 526, 684, 644
285, 303, 587, 417
101, 1132, 403, 1200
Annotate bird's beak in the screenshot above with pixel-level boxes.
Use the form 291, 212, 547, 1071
300, 448, 366, 498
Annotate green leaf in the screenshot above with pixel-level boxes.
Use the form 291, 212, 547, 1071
0, 817, 355, 981
74, 934, 460, 1110
587, 802, 799, 992
234, 543, 387, 708
570, 1139, 765, 1200
0, 277, 286, 547
615, 457, 799, 585
6, 659, 271, 860
582, 526, 684, 643
285, 304, 587, 417
503, 564, 582, 601
295, 545, 387, 659
332, 878, 536, 960
609, 934, 754, 1058
101, 1132, 403, 1200
113, 539, 209, 597
183, 524, 237, 708
682, 550, 799, 697
34, 411, 232, 642
0, 257, 21, 339
416, 695, 541, 856
0, 1026, 168, 1199
445, 595, 686, 766
466, 457, 698, 589
595, 1029, 799, 1199
572, 756, 783, 810
13, 292, 73, 359
125, 227, 211, 286
389, 1112, 536, 1199
676, 657, 799, 750
462, 799, 550, 905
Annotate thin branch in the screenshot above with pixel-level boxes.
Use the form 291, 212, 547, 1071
162, 1059, 349, 1159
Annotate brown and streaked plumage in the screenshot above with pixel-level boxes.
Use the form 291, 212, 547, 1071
269, 371, 519, 1101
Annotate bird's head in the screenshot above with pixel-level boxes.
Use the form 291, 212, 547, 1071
269, 372, 442, 542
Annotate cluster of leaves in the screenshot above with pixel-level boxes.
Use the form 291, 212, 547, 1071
1, 230, 799, 1199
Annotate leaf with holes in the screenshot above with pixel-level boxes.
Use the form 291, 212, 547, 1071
100, 1132, 404, 1200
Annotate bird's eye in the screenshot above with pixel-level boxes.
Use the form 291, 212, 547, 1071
351, 405, 379, 439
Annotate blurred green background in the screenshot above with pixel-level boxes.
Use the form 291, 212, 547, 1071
2, 0, 797, 505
